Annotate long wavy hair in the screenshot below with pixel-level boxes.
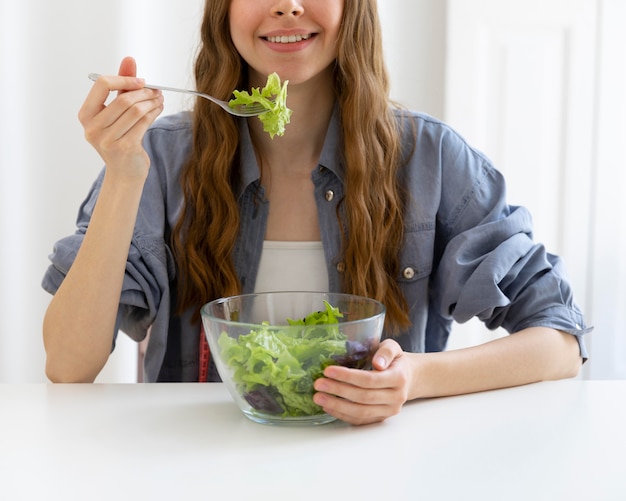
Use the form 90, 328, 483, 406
173, 0, 412, 332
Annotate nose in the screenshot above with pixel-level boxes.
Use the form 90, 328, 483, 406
272, 0, 304, 17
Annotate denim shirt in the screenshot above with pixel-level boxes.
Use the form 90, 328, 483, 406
42, 108, 591, 382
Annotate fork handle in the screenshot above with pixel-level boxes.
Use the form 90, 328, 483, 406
88, 73, 192, 95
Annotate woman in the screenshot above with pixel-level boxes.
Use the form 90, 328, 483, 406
42, 0, 590, 425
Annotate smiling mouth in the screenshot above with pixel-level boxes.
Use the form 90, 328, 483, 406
265, 33, 314, 44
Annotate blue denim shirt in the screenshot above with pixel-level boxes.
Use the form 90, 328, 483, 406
42, 108, 590, 382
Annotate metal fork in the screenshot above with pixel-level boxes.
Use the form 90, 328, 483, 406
88, 73, 268, 117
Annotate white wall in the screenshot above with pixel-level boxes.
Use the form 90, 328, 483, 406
379, 0, 447, 118
586, 0, 626, 379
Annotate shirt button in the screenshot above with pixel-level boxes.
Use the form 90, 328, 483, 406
336, 262, 345, 273
325, 190, 334, 202
402, 267, 415, 280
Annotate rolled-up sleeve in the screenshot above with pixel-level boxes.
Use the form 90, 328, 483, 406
41, 167, 174, 346
431, 131, 590, 358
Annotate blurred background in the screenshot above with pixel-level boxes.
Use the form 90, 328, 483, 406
0, 0, 623, 383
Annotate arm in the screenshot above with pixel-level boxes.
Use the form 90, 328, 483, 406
42, 57, 164, 383
404, 327, 581, 399
313, 327, 582, 425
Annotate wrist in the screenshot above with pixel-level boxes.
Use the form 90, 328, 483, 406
406, 352, 435, 400
102, 165, 149, 190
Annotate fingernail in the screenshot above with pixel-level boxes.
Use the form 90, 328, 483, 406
313, 393, 327, 406
374, 355, 387, 368
314, 379, 328, 391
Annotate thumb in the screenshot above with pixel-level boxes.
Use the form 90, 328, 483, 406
118, 56, 137, 78
372, 339, 402, 371
116, 56, 139, 96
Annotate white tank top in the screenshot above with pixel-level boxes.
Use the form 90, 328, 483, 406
254, 241, 329, 293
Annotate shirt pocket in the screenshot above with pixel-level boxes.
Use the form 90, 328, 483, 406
398, 223, 435, 283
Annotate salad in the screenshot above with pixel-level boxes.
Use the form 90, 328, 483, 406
217, 301, 375, 417
229, 72, 292, 139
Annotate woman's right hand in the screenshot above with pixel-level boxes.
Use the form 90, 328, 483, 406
78, 56, 164, 182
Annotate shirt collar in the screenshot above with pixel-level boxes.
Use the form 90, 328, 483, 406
236, 119, 261, 200
318, 104, 344, 180
235, 103, 344, 199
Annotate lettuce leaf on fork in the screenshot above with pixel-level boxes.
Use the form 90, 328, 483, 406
229, 72, 292, 139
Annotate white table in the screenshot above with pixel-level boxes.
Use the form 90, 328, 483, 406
1, 381, 624, 500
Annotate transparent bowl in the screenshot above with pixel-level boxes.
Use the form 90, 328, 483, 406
201, 292, 386, 426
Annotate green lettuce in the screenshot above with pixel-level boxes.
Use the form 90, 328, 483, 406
229, 72, 292, 139
218, 301, 346, 417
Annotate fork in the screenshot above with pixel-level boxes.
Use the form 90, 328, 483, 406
88, 73, 268, 117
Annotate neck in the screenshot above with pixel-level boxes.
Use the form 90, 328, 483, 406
248, 67, 336, 175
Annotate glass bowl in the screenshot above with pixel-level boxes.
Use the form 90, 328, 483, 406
201, 292, 386, 425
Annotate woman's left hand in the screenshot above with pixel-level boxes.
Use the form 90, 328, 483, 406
313, 339, 411, 425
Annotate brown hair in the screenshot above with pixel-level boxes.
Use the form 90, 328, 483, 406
173, 0, 411, 332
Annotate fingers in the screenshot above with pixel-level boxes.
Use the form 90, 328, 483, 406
313, 392, 392, 426
80, 81, 163, 159
78, 74, 147, 125
77, 63, 164, 176
87, 85, 162, 136
313, 373, 402, 425
315, 365, 399, 398
312, 340, 409, 425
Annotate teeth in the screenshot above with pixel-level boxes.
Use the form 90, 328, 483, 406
266, 34, 312, 44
